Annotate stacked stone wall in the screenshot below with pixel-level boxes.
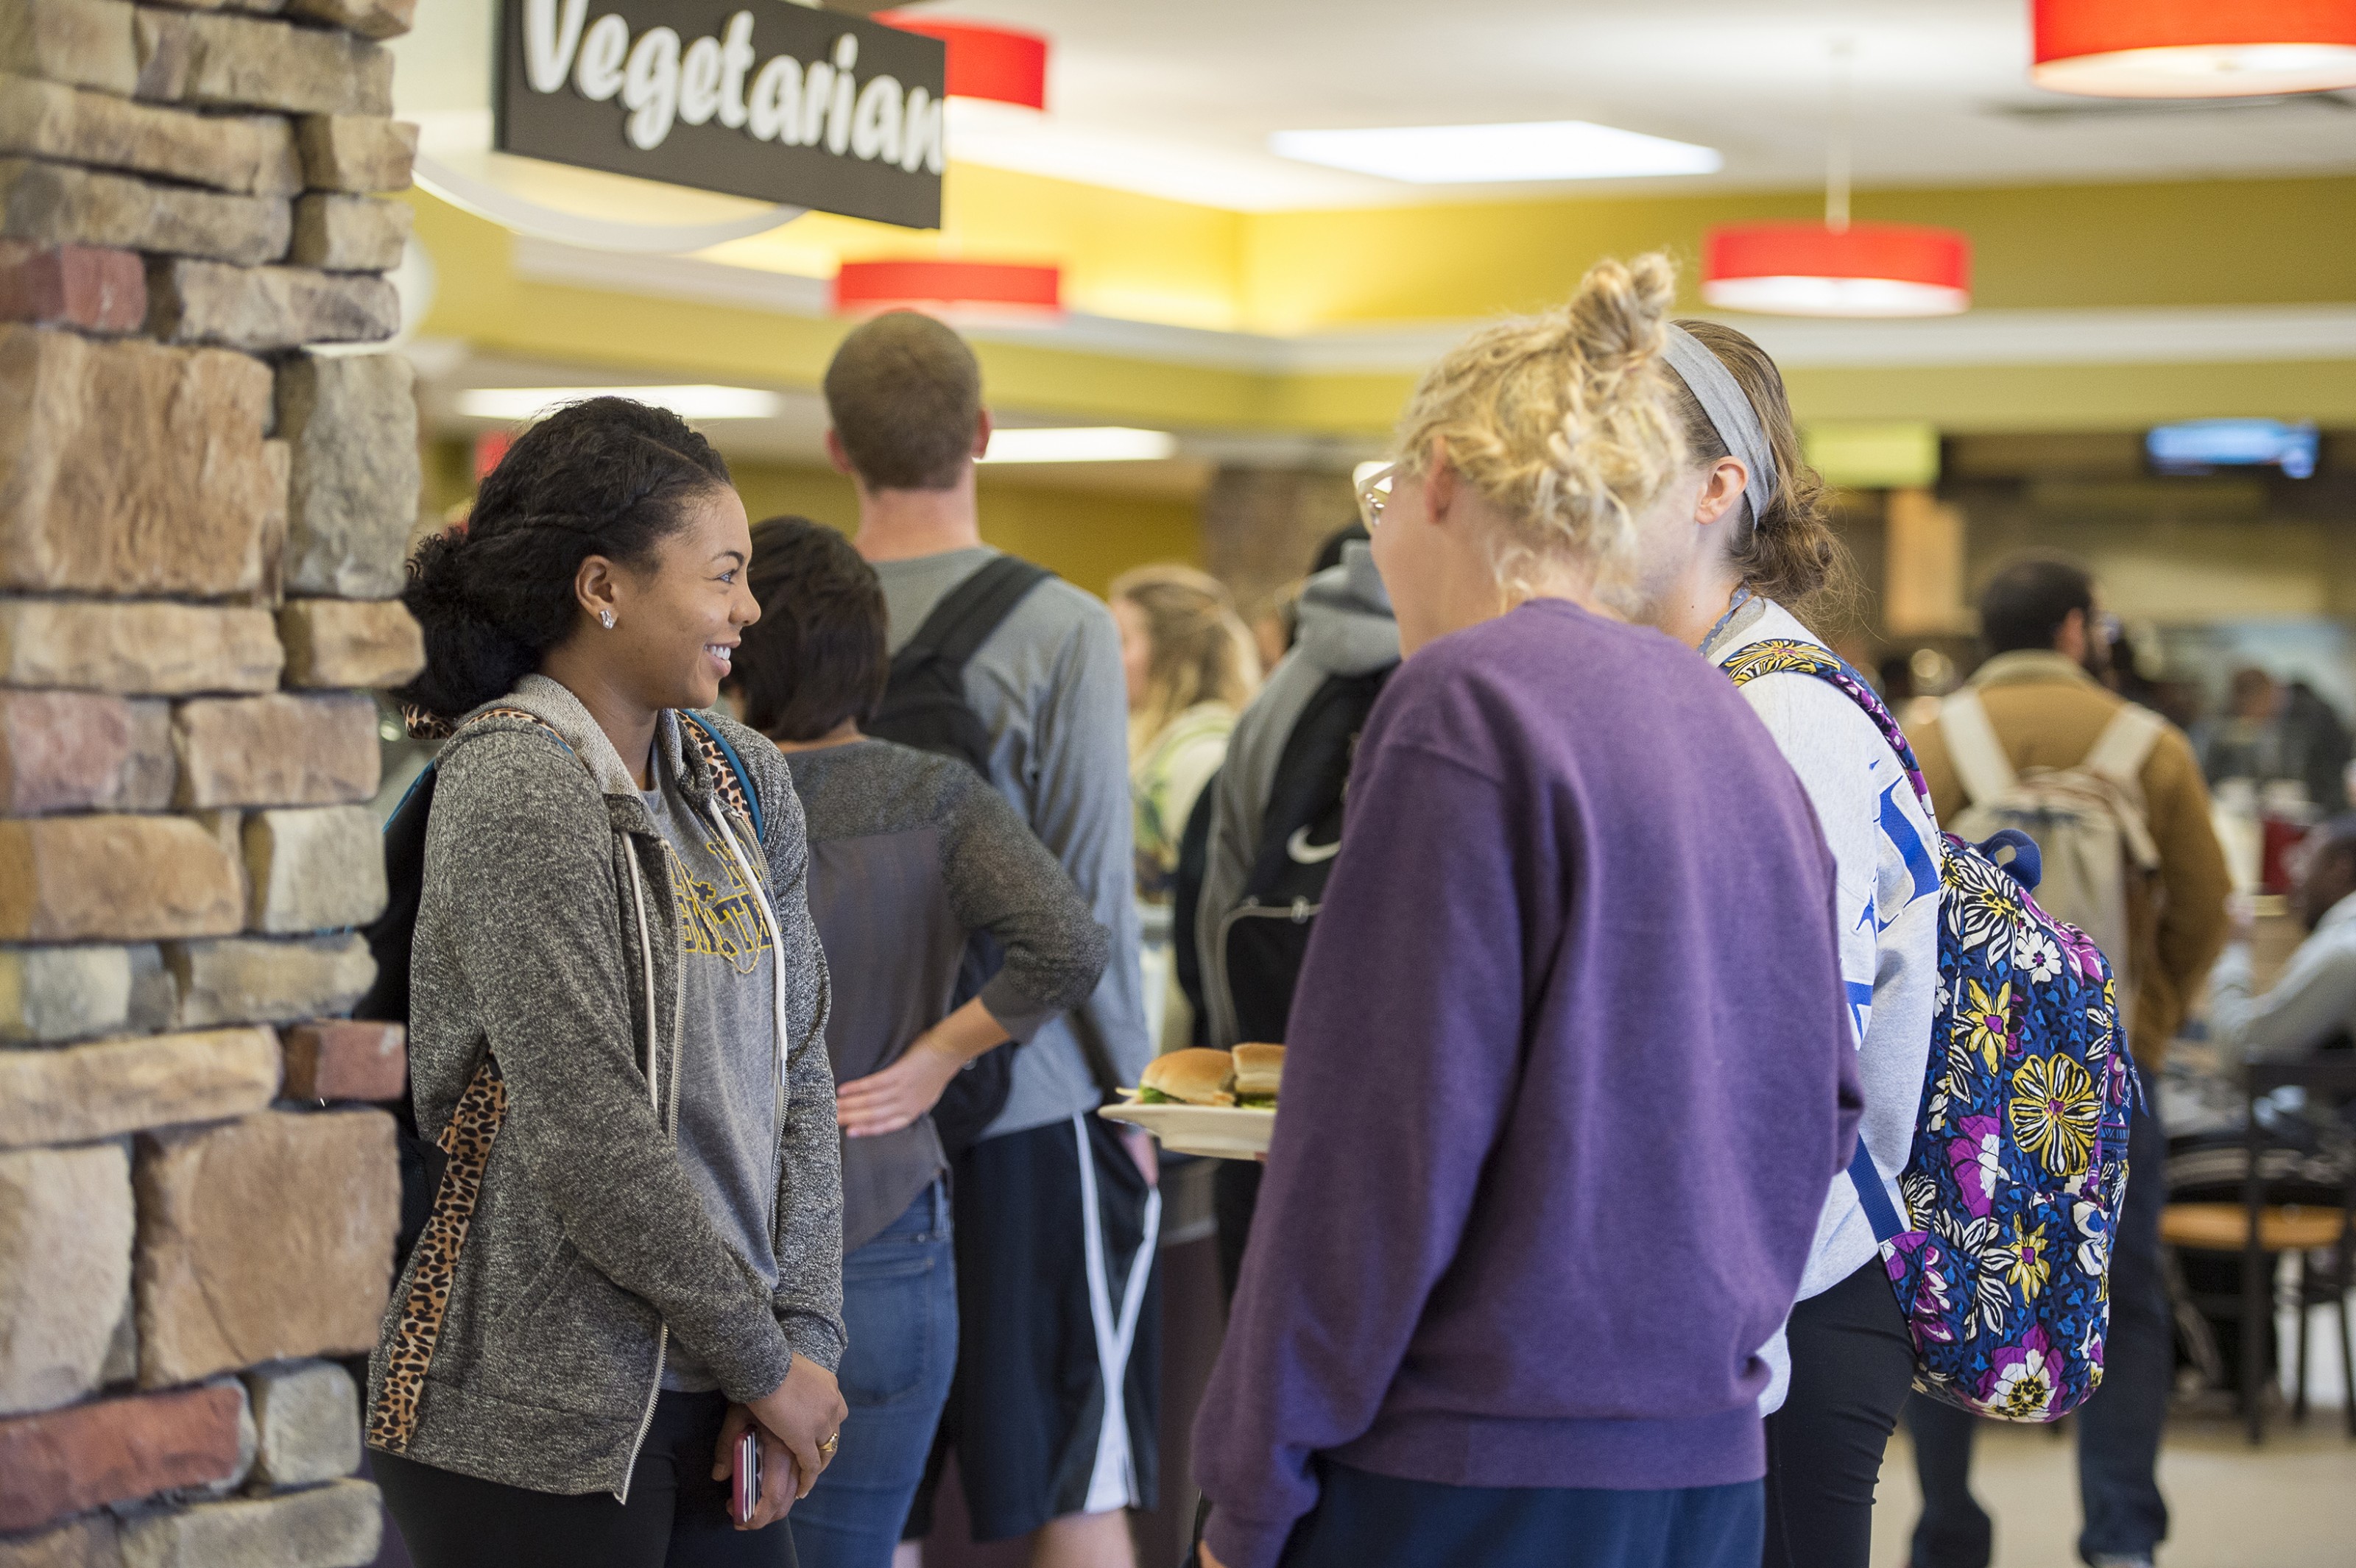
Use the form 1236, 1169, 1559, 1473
0, 0, 419, 1561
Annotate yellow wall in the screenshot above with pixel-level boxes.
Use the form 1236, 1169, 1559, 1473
722, 461, 1202, 598
423, 439, 1199, 599
708, 163, 1249, 333
407, 166, 2356, 445
1239, 174, 2356, 329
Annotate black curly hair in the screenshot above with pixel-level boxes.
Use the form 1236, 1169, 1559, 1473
398, 398, 732, 724
731, 515, 889, 744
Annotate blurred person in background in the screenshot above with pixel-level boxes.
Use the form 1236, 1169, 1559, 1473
730, 518, 1112, 1568
1193, 522, 1401, 1299
1192, 254, 1861, 1568
1111, 565, 1260, 1057
822, 313, 1159, 1568
1623, 319, 1941, 1568
1110, 565, 1260, 908
1900, 555, 2230, 1568
2204, 668, 2352, 816
2207, 813, 2356, 1062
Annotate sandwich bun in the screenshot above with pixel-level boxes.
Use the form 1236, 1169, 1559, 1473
1138, 1048, 1234, 1106
1231, 1043, 1285, 1103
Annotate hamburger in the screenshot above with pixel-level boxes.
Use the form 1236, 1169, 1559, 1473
1231, 1043, 1285, 1108
1136, 1048, 1234, 1106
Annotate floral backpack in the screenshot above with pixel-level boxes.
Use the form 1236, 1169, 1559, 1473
1725, 640, 2137, 1422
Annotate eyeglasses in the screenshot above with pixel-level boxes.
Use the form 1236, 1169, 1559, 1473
1353, 461, 1395, 531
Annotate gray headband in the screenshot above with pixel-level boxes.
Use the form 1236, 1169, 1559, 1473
1662, 324, 1777, 532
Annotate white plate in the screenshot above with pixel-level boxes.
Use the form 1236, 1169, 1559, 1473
1098, 1100, 1273, 1160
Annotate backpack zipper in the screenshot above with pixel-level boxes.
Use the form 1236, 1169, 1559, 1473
1208, 897, 1320, 1047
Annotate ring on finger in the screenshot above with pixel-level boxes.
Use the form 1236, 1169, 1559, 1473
818, 1433, 839, 1461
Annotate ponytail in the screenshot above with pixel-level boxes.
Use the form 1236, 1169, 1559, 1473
1665, 319, 1855, 616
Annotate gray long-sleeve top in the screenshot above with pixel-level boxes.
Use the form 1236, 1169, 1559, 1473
785, 736, 1111, 1248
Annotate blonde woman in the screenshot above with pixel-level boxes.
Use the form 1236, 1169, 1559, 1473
1191, 257, 1862, 1568
1110, 564, 1260, 903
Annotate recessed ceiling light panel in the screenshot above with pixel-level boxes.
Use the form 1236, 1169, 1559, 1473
980, 427, 1178, 464
1269, 121, 1721, 184
456, 385, 785, 421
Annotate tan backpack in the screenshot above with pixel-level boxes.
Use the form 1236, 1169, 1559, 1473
1937, 690, 2165, 1026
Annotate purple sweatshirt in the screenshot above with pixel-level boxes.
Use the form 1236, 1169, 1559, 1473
1195, 601, 1863, 1568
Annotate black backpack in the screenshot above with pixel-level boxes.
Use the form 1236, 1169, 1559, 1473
358, 707, 763, 1268
1213, 665, 1394, 1045
865, 554, 1051, 1155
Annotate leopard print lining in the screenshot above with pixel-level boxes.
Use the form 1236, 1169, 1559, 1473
680, 715, 761, 872
368, 704, 560, 1455
369, 1055, 507, 1454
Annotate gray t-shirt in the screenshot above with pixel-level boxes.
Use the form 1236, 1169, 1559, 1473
785, 738, 1110, 1249
640, 773, 781, 1392
870, 547, 1150, 1138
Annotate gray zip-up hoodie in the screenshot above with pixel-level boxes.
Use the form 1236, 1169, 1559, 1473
364, 674, 844, 1499
1196, 543, 1400, 1047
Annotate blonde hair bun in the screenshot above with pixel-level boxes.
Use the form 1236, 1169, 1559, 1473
1393, 252, 1687, 594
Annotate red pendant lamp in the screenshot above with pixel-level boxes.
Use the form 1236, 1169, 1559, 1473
832, 258, 1062, 320
1702, 222, 1971, 318
1701, 42, 1971, 318
846, 16, 1057, 319
2033, 0, 2356, 98
873, 13, 1048, 110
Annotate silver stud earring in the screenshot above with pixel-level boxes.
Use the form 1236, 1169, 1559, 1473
599, 610, 616, 629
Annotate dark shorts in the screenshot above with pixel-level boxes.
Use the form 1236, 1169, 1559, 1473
908, 1112, 1162, 1543
1277, 1461, 1764, 1568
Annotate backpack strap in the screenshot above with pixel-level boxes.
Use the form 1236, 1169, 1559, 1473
1847, 1140, 1907, 1245
1721, 639, 1933, 814
1935, 688, 2018, 808
679, 710, 764, 843
910, 555, 1052, 676
1721, 640, 1929, 1242
2083, 702, 2165, 788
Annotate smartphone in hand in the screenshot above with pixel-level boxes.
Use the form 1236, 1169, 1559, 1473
733, 1429, 762, 1525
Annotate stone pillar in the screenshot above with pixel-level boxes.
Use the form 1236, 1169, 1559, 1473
1197, 465, 1359, 615
0, 0, 420, 1560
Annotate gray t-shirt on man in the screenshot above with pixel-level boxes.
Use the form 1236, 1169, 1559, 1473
870, 545, 1151, 1139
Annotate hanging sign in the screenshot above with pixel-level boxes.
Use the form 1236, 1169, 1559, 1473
495, 0, 946, 229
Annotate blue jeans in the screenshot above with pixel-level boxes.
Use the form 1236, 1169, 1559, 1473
790, 1183, 956, 1568
1908, 1103, 2172, 1566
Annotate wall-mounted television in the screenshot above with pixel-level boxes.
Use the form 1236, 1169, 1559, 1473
2145, 419, 2318, 479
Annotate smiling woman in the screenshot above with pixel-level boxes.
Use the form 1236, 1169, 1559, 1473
399, 396, 755, 775
371, 396, 856, 1566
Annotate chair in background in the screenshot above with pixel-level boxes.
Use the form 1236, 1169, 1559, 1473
2159, 1056, 2356, 1444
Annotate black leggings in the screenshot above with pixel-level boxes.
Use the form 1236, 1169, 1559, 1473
375, 1390, 797, 1568
1761, 1258, 1916, 1568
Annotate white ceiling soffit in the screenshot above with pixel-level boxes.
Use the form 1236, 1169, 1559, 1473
919, 0, 2356, 208
512, 238, 2356, 373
